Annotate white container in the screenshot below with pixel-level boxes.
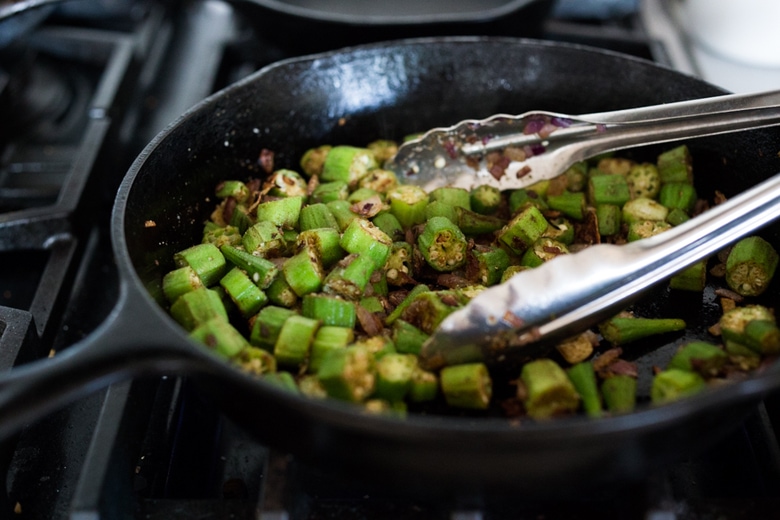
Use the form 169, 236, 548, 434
677, 0, 780, 68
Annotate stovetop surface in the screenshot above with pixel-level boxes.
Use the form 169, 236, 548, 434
2, 1, 780, 518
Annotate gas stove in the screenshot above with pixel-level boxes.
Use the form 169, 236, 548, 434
2, 1, 780, 518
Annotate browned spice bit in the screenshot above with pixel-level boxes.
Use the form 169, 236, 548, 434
258, 149, 274, 173
338, 117, 347, 126
708, 321, 722, 336
593, 347, 623, 372
709, 262, 727, 278
487, 152, 511, 180
307, 175, 319, 196
436, 273, 472, 289
516, 165, 532, 178
144, 220, 157, 228
502, 311, 525, 329
712, 190, 728, 206
388, 290, 410, 307
574, 208, 600, 245
602, 359, 638, 378
500, 397, 525, 418
440, 294, 460, 307
503, 146, 527, 162
443, 139, 459, 159
356, 305, 383, 337
465, 156, 481, 171
715, 288, 744, 303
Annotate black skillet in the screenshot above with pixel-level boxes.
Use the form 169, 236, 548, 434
2, 37, 780, 499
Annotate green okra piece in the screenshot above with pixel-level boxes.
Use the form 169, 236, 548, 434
362, 399, 407, 417
317, 345, 377, 402
189, 317, 250, 359
566, 362, 602, 418
308, 325, 354, 373
354, 335, 396, 359
595, 203, 621, 237
399, 290, 463, 334
321, 145, 377, 186
622, 197, 669, 225
371, 212, 404, 242
668, 341, 728, 376
547, 190, 585, 221
170, 286, 228, 332
202, 223, 242, 249
374, 353, 418, 401
326, 200, 358, 231
265, 273, 298, 308
282, 246, 325, 297
417, 216, 468, 272
725, 236, 779, 296
657, 144, 692, 184
424, 200, 458, 223
520, 359, 580, 419
559, 162, 585, 193
358, 167, 398, 193
508, 188, 547, 214
599, 315, 686, 345
174, 243, 226, 287
369, 271, 389, 297
469, 245, 512, 286
299, 202, 339, 231
384, 241, 414, 287
367, 139, 399, 164
386, 184, 428, 229
719, 304, 776, 344
588, 174, 631, 207
659, 182, 697, 213
302, 293, 357, 328
627, 219, 672, 242
263, 371, 300, 393
220, 244, 278, 289
408, 367, 438, 402
274, 314, 320, 367
669, 260, 707, 292
235, 346, 277, 376
385, 283, 430, 325
228, 204, 253, 235
601, 375, 636, 414
440, 362, 492, 410
215, 180, 251, 202
219, 266, 269, 318
651, 368, 706, 405
266, 169, 308, 198
454, 206, 506, 235
359, 296, 384, 314
725, 339, 762, 370
429, 186, 471, 210
311, 180, 349, 204
595, 156, 634, 176
254, 196, 304, 229
626, 162, 661, 199
295, 228, 345, 268
242, 220, 287, 257
347, 187, 381, 204
297, 374, 328, 399
391, 319, 430, 355
497, 205, 549, 255
299, 144, 332, 177
323, 253, 376, 300
520, 238, 569, 268
542, 217, 575, 245
744, 319, 780, 355
162, 266, 203, 303
470, 184, 501, 215
340, 218, 393, 269
249, 305, 297, 350
500, 265, 529, 283
665, 208, 690, 227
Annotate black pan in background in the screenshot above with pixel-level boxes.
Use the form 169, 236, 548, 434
237, 0, 541, 24
1, 37, 780, 501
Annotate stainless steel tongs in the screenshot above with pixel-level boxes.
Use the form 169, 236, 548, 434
386, 89, 780, 192
419, 171, 780, 368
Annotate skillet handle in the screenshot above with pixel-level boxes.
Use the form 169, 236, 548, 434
0, 280, 215, 441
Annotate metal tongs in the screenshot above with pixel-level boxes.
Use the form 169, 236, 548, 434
386, 89, 780, 192
407, 90, 780, 368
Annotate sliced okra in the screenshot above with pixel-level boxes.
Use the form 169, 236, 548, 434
265, 169, 308, 198
254, 195, 304, 229
321, 145, 378, 186
657, 144, 692, 184
547, 190, 585, 221
468, 245, 511, 287
189, 317, 250, 359
174, 243, 226, 287
170, 286, 228, 332
374, 353, 418, 401
162, 266, 203, 303
599, 313, 686, 345
299, 202, 339, 231
235, 346, 277, 376
440, 362, 492, 410
470, 184, 501, 215
386, 185, 428, 229
317, 345, 377, 402
358, 167, 398, 193
497, 205, 548, 255
308, 325, 355, 374
520, 238, 569, 268
408, 367, 438, 402
282, 246, 325, 297
242, 220, 287, 257
725, 236, 779, 296
417, 216, 469, 272
667, 341, 728, 377
601, 374, 636, 414
274, 314, 320, 367
302, 293, 357, 328
310, 180, 348, 204
520, 359, 580, 419
339, 218, 393, 269
296, 228, 345, 268
566, 362, 602, 418
429, 186, 471, 210
391, 319, 430, 355
249, 305, 297, 350
299, 144, 332, 177
651, 368, 705, 404
265, 273, 299, 308
323, 254, 376, 300
625, 162, 661, 199
220, 244, 278, 289
669, 260, 707, 292
627, 219, 671, 242
215, 180, 251, 202
219, 266, 269, 318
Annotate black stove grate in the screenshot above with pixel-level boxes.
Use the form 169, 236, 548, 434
2, 1, 780, 519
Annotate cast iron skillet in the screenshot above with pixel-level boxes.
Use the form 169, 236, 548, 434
1, 37, 780, 499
